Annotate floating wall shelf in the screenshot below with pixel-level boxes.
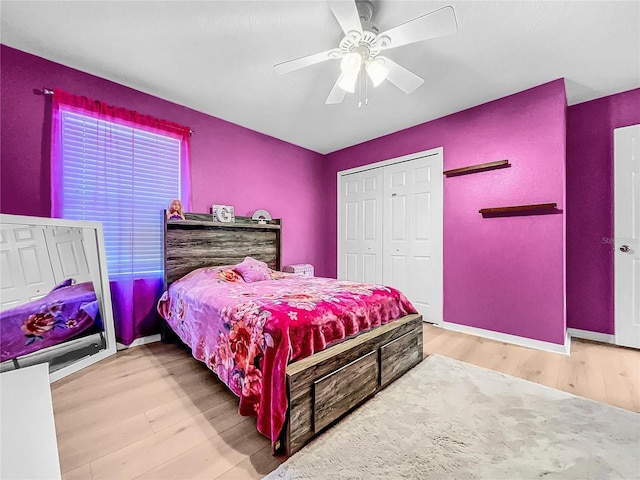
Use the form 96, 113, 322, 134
444, 159, 510, 177
479, 203, 558, 216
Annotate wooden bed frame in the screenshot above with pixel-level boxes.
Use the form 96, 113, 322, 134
164, 212, 423, 455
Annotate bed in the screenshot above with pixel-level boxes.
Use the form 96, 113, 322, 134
0, 280, 101, 364
160, 213, 424, 455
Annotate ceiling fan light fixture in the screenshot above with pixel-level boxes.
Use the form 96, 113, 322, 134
274, 1, 458, 105
340, 52, 363, 75
338, 72, 359, 93
366, 58, 389, 87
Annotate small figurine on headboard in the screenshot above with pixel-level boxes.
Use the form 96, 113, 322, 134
167, 199, 185, 220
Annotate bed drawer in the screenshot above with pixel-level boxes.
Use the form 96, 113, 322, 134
313, 350, 378, 432
380, 330, 423, 388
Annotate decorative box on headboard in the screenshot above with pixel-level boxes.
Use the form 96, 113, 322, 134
282, 264, 314, 277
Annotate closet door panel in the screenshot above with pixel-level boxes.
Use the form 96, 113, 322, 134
411, 256, 433, 307
360, 170, 383, 283
390, 170, 407, 188
44, 226, 91, 284
383, 156, 443, 324
390, 195, 407, 242
341, 175, 362, 281
345, 253, 358, 281
363, 199, 377, 240
339, 169, 383, 283
390, 255, 408, 293
0, 225, 56, 310
345, 202, 358, 241
414, 192, 431, 240
363, 253, 378, 284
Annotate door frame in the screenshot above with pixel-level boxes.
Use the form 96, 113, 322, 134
614, 124, 640, 348
337, 147, 444, 326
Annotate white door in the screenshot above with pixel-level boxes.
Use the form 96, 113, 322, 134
44, 226, 91, 285
383, 155, 443, 325
615, 124, 640, 349
0, 225, 56, 311
338, 168, 384, 283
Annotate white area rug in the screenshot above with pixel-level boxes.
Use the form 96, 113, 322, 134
264, 355, 640, 480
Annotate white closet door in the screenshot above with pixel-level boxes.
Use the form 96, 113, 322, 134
0, 225, 56, 311
338, 168, 384, 283
44, 226, 91, 285
383, 155, 443, 324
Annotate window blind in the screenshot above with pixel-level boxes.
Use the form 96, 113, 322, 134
59, 109, 181, 276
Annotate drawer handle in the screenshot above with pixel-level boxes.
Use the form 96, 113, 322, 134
381, 330, 413, 349
313, 350, 376, 384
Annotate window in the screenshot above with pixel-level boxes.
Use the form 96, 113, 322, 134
57, 109, 183, 276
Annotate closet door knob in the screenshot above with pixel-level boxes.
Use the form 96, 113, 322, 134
620, 245, 630, 253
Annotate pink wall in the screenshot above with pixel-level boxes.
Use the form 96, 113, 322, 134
3, 43, 635, 343
323, 80, 568, 345
0, 45, 328, 276
566, 88, 640, 334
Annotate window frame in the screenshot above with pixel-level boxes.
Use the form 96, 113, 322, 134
53, 104, 186, 278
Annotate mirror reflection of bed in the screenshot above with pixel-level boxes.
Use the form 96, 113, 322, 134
0, 216, 116, 380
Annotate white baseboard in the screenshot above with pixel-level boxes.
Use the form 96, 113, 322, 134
567, 328, 615, 344
116, 334, 161, 350
442, 321, 571, 355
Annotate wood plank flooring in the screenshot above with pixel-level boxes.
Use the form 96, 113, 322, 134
51, 325, 640, 479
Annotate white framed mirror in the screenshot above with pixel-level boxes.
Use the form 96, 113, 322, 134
0, 214, 116, 382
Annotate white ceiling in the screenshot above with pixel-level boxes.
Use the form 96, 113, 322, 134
2, 1, 639, 154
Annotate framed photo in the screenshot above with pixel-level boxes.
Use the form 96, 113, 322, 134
212, 204, 235, 223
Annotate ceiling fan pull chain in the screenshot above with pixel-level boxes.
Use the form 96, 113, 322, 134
358, 67, 363, 109
365, 70, 369, 107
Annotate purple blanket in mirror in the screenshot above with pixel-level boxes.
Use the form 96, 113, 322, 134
0, 281, 100, 363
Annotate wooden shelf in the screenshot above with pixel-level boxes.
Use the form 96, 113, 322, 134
444, 160, 510, 177
479, 203, 557, 215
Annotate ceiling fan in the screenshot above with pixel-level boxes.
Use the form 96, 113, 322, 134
273, 0, 458, 105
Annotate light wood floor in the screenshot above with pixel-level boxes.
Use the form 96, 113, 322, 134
51, 325, 640, 480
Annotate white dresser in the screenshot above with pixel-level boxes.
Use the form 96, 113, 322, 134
0, 363, 61, 479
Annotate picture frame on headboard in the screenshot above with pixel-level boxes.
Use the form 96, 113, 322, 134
212, 204, 235, 223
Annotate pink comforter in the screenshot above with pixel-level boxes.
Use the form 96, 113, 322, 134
157, 266, 416, 445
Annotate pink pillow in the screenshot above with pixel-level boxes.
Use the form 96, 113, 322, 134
235, 257, 271, 283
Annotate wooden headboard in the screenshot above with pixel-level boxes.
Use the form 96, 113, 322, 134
164, 212, 282, 287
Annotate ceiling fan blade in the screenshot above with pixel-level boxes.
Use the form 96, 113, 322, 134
382, 57, 424, 94
274, 49, 340, 75
377, 6, 457, 51
328, 0, 363, 39
326, 75, 348, 104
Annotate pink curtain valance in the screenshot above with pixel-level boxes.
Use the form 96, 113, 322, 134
51, 88, 192, 216
52, 88, 191, 140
